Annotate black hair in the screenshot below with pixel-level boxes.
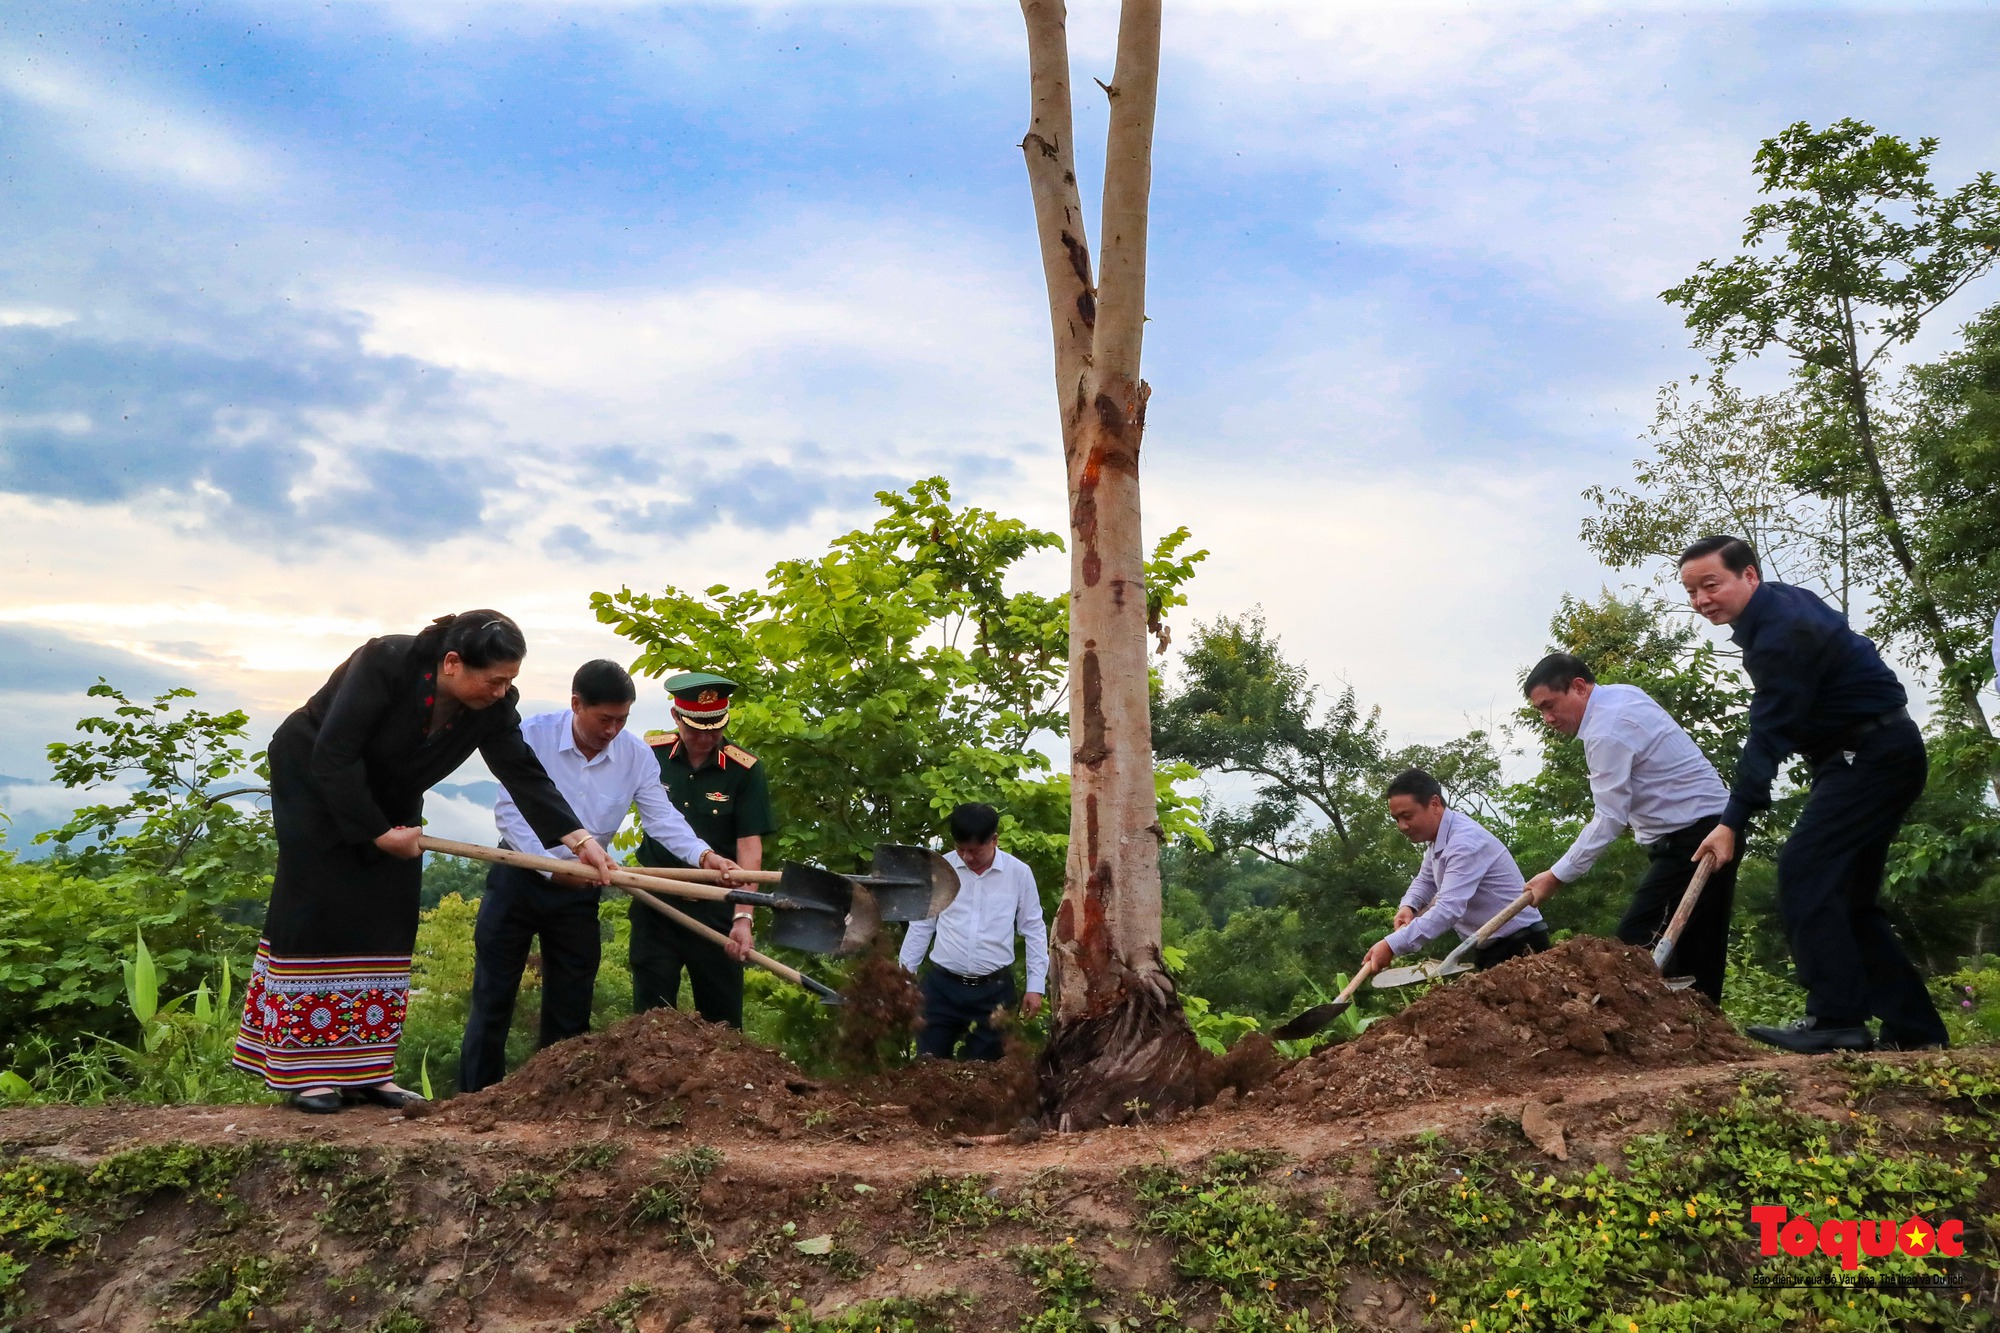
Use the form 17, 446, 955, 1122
572, 659, 636, 707
438, 610, 527, 669
1677, 535, 1760, 576
1523, 652, 1596, 699
948, 802, 1001, 845
1384, 768, 1444, 807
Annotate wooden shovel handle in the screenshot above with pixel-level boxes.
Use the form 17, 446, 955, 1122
624, 863, 782, 886
620, 882, 836, 999
1336, 957, 1382, 1003
1471, 889, 1537, 948
1653, 854, 1716, 968
418, 835, 740, 904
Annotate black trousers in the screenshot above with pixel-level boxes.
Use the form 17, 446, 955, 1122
1615, 815, 1739, 1003
916, 968, 1014, 1061
629, 897, 743, 1029
1474, 924, 1550, 969
459, 864, 602, 1093
1780, 717, 1947, 1046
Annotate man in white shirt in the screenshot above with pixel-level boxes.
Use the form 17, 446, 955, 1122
1520, 653, 1737, 1002
898, 802, 1049, 1061
458, 661, 741, 1092
1363, 769, 1547, 976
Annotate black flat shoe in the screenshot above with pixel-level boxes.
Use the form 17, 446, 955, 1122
1745, 1017, 1873, 1054
289, 1090, 345, 1114
342, 1084, 428, 1110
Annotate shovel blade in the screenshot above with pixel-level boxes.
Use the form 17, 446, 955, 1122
1663, 975, 1696, 992
868, 844, 961, 921
771, 863, 877, 957
1271, 1000, 1351, 1042
1371, 959, 1471, 990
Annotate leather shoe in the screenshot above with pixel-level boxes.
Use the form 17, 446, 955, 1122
342, 1084, 428, 1110
1745, 1017, 1873, 1054
288, 1090, 344, 1114
1877, 1035, 1950, 1052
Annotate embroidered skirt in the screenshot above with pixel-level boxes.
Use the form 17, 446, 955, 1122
232, 940, 411, 1089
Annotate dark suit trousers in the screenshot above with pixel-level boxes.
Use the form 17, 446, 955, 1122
916, 968, 1014, 1061
1779, 718, 1947, 1046
629, 897, 744, 1029
458, 864, 602, 1093
1615, 815, 1739, 1003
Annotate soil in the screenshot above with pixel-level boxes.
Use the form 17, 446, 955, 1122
5, 937, 1990, 1331
1276, 936, 1758, 1119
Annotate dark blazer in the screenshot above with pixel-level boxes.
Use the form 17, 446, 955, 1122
261, 620, 581, 956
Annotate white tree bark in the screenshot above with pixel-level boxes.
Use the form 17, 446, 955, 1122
1021, 0, 1203, 1125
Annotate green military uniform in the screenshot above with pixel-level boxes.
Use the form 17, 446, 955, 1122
629, 673, 777, 1028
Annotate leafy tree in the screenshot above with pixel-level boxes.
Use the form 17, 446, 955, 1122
40, 682, 273, 909
2, 683, 272, 1047
592, 478, 1206, 902
1896, 301, 2000, 703
1581, 378, 1866, 614
1661, 119, 2000, 745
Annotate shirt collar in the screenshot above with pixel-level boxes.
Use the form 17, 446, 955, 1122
1729, 580, 1774, 647
1576, 684, 1607, 739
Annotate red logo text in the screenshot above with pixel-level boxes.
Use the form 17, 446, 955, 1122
1751, 1206, 1965, 1271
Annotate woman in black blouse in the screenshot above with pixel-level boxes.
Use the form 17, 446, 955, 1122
233, 611, 612, 1112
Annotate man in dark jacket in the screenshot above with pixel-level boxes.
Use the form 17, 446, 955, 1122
1680, 536, 1949, 1053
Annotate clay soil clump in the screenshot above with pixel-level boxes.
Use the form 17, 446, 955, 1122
441, 1005, 854, 1137
1277, 936, 1757, 1119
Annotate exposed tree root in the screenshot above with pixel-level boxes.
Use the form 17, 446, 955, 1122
1036, 963, 1210, 1129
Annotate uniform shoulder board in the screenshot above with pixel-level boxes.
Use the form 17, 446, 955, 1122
645, 731, 676, 749
723, 743, 758, 768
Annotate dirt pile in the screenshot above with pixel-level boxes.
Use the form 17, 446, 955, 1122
1277, 937, 1757, 1118
858, 1039, 1041, 1135
441, 1001, 1040, 1139
440, 1005, 850, 1136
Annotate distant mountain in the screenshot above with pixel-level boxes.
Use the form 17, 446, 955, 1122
433, 781, 501, 805
0, 775, 36, 788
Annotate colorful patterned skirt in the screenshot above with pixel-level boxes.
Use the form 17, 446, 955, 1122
232, 940, 411, 1090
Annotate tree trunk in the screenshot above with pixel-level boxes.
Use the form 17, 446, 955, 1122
1838, 315, 2000, 801
1019, 0, 1207, 1128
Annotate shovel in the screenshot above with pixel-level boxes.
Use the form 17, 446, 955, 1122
609, 843, 959, 923
1650, 854, 1717, 993
1372, 888, 1538, 990
622, 881, 844, 1005
1271, 958, 1383, 1041
418, 837, 879, 957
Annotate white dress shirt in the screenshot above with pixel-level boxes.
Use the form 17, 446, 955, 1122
898, 848, 1050, 993
1549, 684, 1729, 884
494, 711, 710, 874
1385, 808, 1540, 955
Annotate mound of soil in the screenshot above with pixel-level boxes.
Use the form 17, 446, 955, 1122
442, 1002, 1040, 1139
440, 1005, 855, 1137
1277, 937, 1757, 1119
860, 1040, 1042, 1136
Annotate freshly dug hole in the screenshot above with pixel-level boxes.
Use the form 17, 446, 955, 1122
1277, 936, 1757, 1119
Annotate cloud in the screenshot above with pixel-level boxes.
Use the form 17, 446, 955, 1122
543, 523, 615, 561
614, 459, 902, 537
0, 53, 272, 194
0, 623, 178, 697
0, 314, 510, 545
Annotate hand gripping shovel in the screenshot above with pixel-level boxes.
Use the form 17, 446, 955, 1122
604, 843, 958, 923
1271, 958, 1384, 1041
1372, 888, 1538, 990
622, 881, 844, 1005
417, 837, 879, 957
1651, 854, 1716, 993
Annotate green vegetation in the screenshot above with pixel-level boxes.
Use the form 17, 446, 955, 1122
630, 1145, 724, 1243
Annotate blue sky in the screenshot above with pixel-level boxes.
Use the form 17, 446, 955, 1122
3, 1, 1999, 842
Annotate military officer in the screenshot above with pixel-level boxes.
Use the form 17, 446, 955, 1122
630, 672, 778, 1028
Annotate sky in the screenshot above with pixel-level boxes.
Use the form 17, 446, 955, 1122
3, 0, 1999, 845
